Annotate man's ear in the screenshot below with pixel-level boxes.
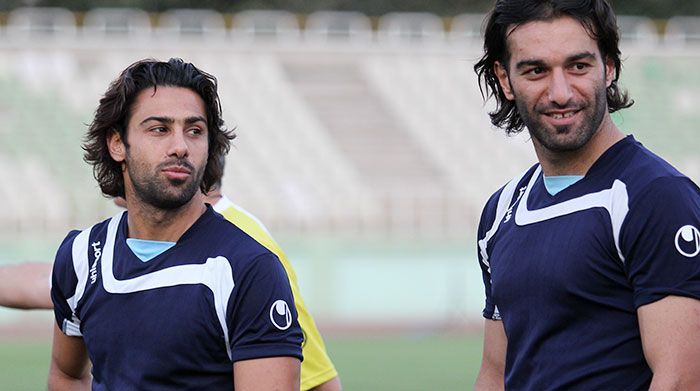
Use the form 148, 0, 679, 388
604, 56, 615, 88
107, 131, 126, 163
494, 61, 515, 101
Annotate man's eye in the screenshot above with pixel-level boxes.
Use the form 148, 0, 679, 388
525, 67, 545, 76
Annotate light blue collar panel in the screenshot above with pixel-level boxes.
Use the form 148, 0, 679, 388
543, 175, 584, 196
126, 238, 176, 262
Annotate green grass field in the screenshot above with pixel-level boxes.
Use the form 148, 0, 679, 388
0, 333, 482, 390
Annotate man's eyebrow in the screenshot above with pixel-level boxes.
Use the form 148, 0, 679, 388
515, 59, 546, 70
567, 51, 597, 63
139, 116, 207, 126
139, 116, 174, 126
514, 52, 597, 70
184, 116, 207, 125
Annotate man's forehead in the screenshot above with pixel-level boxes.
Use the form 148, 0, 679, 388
128, 86, 206, 123
504, 16, 600, 62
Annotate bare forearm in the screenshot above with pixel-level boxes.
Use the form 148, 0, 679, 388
640, 296, 700, 391
48, 362, 90, 391
649, 371, 700, 391
476, 319, 507, 391
0, 263, 52, 309
234, 357, 301, 390
475, 368, 505, 391
49, 324, 91, 390
309, 376, 342, 391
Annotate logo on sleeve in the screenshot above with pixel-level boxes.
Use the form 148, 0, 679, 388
90, 241, 102, 284
675, 225, 700, 258
269, 300, 293, 330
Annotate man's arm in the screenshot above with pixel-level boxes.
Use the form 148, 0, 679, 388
48, 323, 91, 390
475, 319, 507, 391
310, 376, 342, 391
233, 357, 301, 390
638, 295, 700, 390
0, 263, 52, 309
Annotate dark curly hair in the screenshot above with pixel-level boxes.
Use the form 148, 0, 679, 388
474, 0, 633, 135
83, 58, 235, 198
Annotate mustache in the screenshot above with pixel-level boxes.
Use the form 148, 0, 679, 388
158, 158, 195, 172
536, 101, 585, 112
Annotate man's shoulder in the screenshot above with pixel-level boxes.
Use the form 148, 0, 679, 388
212, 197, 285, 257
481, 164, 539, 217
613, 139, 695, 199
200, 209, 279, 269
55, 215, 115, 265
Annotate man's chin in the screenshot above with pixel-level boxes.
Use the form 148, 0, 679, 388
149, 196, 193, 210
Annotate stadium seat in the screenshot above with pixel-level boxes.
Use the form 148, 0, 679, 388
377, 12, 446, 44
304, 11, 373, 43
448, 13, 486, 44
156, 9, 227, 40
663, 16, 700, 47
231, 10, 300, 42
81, 8, 152, 39
617, 15, 659, 47
6, 7, 77, 40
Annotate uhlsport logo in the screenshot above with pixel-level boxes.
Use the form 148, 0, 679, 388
90, 241, 102, 284
269, 300, 293, 330
675, 225, 700, 258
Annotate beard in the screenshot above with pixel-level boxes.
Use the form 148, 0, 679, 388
126, 155, 204, 210
516, 82, 608, 153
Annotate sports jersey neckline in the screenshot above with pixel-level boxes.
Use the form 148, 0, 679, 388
535, 135, 636, 199
118, 204, 218, 262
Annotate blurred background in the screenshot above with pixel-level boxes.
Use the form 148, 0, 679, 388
0, 0, 698, 389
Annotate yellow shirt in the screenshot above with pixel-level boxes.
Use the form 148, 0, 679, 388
214, 196, 338, 390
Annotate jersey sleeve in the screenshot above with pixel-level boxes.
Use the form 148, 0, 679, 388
227, 252, 303, 363
219, 203, 336, 388
477, 190, 503, 321
621, 176, 700, 308
51, 230, 82, 336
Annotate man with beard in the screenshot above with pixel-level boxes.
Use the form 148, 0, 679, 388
48, 58, 303, 390
2, 192, 341, 390
473, 1, 700, 389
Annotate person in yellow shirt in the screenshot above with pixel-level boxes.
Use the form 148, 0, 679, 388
0, 189, 341, 391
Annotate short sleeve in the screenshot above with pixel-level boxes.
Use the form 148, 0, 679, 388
621, 176, 700, 308
227, 253, 303, 362
51, 230, 82, 336
477, 191, 502, 320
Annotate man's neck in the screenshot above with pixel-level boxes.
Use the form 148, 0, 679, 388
124, 195, 207, 242
533, 115, 625, 176
203, 189, 223, 207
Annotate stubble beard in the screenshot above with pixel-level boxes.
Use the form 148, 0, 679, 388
516, 84, 608, 153
127, 156, 205, 211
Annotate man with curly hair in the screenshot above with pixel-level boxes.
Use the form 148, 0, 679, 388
48, 58, 303, 390
473, 1, 700, 389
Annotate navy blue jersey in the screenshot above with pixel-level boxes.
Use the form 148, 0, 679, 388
477, 136, 700, 390
51, 206, 303, 390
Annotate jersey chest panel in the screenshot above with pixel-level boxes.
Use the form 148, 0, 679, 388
489, 207, 633, 319
76, 254, 233, 388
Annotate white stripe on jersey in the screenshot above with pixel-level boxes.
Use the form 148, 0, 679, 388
69, 212, 237, 360
514, 166, 630, 262
478, 167, 532, 272
64, 227, 93, 336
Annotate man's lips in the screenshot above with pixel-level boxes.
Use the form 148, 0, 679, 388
542, 109, 581, 125
162, 165, 192, 180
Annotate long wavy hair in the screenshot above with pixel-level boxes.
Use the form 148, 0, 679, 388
83, 58, 235, 197
474, 0, 633, 135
